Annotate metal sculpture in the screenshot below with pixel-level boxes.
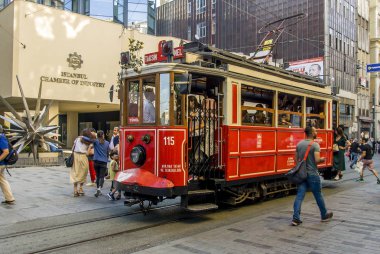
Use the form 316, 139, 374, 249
0, 76, 63, 163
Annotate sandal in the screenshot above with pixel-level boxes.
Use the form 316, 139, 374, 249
73, 191, 79, 197
78, 188, 85, 196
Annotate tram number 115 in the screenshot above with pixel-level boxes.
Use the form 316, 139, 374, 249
164, 136, 175, 145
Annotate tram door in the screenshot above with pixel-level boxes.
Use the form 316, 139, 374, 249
186, 76, 223, 179
332, 100, 339, 128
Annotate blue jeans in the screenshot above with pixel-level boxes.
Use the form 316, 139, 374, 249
349, 152, 358, 168
293, 174, 327, 221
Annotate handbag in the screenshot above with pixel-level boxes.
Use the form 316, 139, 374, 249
65, 139, 77, 167
285, 141, 314, 184
332, 143, 339, 152
354, 161, 363, 174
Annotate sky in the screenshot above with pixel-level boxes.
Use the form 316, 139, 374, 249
89, 0, 152, 23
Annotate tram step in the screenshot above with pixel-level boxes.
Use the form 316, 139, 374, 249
188, 189, 215, 197
185, 203, 218, 212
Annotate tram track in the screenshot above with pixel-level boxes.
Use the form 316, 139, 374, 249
0, 204, 179, 241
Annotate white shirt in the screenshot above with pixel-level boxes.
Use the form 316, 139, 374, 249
143, 100, 155, 123
73, 137, 89, 154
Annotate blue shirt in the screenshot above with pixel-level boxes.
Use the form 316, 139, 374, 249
0, 134, 9, 165
93, 139, 110, 163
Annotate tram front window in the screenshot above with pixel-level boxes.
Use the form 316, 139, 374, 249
128, 80, 140, 124
160, 73, 170, 125
278, 93, 302, 128
142, 77, 156, 124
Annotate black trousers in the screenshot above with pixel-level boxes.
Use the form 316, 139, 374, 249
94, 161, 107, 188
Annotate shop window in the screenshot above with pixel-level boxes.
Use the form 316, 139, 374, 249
160, 74, 170, 125
128, 80, 140, 124
278, 93, 303, 128
142, 77, 156, 124
306, 98, 325, 129
241, 85, 274, 126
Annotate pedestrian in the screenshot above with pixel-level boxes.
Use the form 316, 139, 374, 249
107, 151, 121, 201
292, 126, 333, 226
109, 127, 120, 152
333, 127, 347, 180
70, 129, 93, 197
86, 143, 96, 187
356, 138, 380, 184
349, 139, 361, 169
0, 124, 15, 205
93, 130, 110, 197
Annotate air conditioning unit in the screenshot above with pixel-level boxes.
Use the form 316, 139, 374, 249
331, 86, 340, 95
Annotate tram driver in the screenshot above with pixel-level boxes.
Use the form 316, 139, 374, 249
143, 88, 156, 123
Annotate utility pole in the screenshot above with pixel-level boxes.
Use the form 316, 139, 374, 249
373, 94, 376, 140
123, 0, 128, 27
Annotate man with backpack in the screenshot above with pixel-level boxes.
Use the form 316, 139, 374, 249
0, 124, 15, 205
357, 137, 380, 184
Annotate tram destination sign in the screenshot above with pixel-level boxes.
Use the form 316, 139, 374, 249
145, 40, 184, 64
367, 63, 380, 73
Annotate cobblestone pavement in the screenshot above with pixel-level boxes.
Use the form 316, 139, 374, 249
1, 157, 380, 253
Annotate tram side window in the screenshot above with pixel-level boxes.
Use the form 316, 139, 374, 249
142, 77, 156, 124
241, 85, 274, 126
160, 73, 170, 125
278, 93, 303, 128
306, 98, 325, 129
128, 80, 140, 124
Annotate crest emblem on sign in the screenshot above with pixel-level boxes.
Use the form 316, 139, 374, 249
67, 52, 83, 70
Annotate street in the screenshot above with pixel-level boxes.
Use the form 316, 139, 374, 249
1, 157, 380, 254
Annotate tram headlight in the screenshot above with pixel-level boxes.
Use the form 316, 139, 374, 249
130, 145, 146, 167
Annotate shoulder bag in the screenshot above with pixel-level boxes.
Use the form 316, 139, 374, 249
65, 139, 77, 167
285, 141, 314, 184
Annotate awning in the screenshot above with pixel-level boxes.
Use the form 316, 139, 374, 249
359, 116, 374, 123
338, 97, 355, 106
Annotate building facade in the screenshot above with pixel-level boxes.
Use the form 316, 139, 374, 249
0, 0, 179, 147
157, 0, 359, 136
369, 0, 380, 140
357, 0, 371, 138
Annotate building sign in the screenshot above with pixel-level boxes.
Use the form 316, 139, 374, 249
287, 57, 324, 81
367, 63, 380, 73
41, 53, 105, 88
144, 40, 184, 64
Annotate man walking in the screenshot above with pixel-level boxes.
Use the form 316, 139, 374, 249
356, 138, 380, 184
349, 139, 360, 169
292, 126, 333, 226
0, 124, 15, 205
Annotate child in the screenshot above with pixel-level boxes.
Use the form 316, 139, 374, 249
107, 151, 121, 201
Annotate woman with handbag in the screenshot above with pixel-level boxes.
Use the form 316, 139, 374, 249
70, 129, 93, 197
333, 127, 347, 180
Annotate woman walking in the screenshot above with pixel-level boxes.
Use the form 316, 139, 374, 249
92, 130, 110, 197
70, 129, 93, 197
333, 127, 347, 180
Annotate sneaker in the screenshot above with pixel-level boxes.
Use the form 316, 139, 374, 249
355, 178, 364, 182
107, 192, 115, 201
1, 200, 15, 205
291, 219, 302, 226
334, 175, 340, 181
94, 190, 102, 197
321, 211, 333, 222
377, 179, 380, 185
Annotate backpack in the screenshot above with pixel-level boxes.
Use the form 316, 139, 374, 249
0, 134, 18, 166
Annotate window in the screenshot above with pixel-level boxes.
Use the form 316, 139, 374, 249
278, 93, 303, 128
160, 74, 170, 125
188, 26, 192, 40
142, 77, 156, 124
196, 22, 206, 38
306, 98, 325, 129
211, 16, 216, 35
241, 85, 274, 126
196, 0, 206, 14
187, 0, 191, 15
127, 80, 140, 124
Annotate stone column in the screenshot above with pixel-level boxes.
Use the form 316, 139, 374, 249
66, 112, 78, 147
47, 101, 59, 126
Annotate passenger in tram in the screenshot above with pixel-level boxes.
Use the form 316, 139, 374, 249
279, 102, 293, 127
143, 88, 156, 123
253, 104, 266, 124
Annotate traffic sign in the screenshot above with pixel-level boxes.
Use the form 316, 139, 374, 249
367, 63, 380, 73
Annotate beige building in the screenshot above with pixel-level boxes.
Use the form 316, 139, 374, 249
357, 0, 371, 138
0, 0, 180, 146
370, 0, 380, 139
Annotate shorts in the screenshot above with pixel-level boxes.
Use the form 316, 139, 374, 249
362, 159, 374, 170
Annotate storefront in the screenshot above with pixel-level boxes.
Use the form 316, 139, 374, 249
0, 0, 180, 147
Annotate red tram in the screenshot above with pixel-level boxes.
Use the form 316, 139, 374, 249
115, 42, 336, 211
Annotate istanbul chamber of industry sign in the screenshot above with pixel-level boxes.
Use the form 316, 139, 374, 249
40, 52, 105, 88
